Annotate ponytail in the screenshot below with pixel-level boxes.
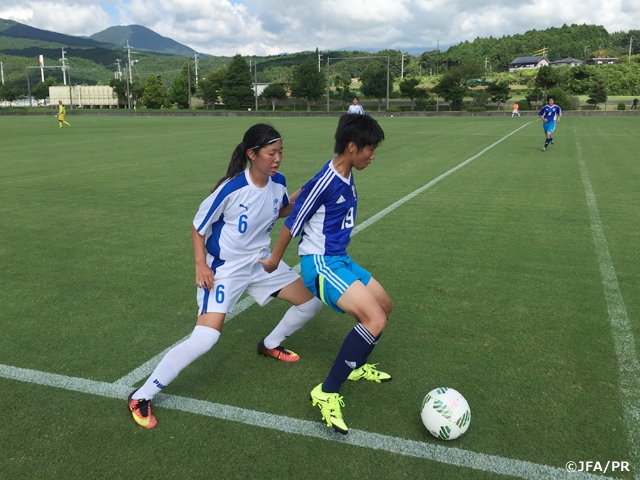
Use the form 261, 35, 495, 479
212, 123, 282, 192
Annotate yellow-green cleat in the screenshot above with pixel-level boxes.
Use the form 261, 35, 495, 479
347, 363, 392, 383
310, 383, 348, 434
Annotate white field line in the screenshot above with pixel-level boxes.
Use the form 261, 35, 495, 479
0, 363, 611, 480
574, 127, 640, 479
116, 121, 534, 386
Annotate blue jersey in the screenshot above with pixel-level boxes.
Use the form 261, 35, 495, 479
193, 169, 289, 270
538, 104, 562, 121
285, 160, 357, 256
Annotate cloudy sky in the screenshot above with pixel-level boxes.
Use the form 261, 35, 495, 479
1, 0, 638, 55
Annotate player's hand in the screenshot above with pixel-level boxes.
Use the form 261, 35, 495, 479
195, 262, 214, 290
258, 257, 279, 274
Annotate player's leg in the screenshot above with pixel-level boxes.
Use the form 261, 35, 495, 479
259, 278, 322, 362
128, 313, 224, 428
246, 261, 322, 362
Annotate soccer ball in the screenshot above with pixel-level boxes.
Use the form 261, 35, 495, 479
421, 387, 471, 440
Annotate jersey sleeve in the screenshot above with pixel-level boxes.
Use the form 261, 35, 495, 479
556, 105, 563, 116
193, 189, 228, 235
272, 172, 289, 207
285, 172, 329, 237
537, 106, 545, 116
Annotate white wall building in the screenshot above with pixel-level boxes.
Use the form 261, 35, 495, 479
49, 85, 118, 107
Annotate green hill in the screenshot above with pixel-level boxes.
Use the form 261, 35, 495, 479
90, 25, 196, 57
0, 18, 108, 48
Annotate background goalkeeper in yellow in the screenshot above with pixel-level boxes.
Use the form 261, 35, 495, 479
56, 100, 70, 128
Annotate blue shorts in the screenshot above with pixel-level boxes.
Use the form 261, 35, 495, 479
300, 254, 372, 313
543, 120, 556, 134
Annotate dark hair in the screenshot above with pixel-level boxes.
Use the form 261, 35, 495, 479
334, 113, 384, 154
353, 96, 359, 101
213, 123, 281, 191
547, 95, 555, 102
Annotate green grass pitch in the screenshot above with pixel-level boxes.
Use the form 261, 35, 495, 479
1, 114, 639, 479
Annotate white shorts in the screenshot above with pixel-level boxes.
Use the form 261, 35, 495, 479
196, 255, 299, 315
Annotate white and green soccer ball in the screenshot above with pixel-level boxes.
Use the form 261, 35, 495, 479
421, 387, 471, 440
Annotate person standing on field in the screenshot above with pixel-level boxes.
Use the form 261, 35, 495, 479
56, 100, 70, 128
512, 102, 520, 117
127, 124, 322, 429
347, 97, 365, 115
538, 95, 562, 151
259, 114, 393, 435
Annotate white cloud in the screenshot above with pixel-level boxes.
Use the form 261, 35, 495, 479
0, 1, 111, 36
1, 0, 639, 55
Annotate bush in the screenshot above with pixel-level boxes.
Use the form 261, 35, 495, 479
466, 106, 487, 112
415, 97, 437, 111
386, 106, 402, 112
618, 102, 626, 110
547, 87, 571, 111
571, 96, 581, 110
519, 99, 532, 111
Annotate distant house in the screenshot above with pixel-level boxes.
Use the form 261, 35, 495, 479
550, 57, 584, 67
508, 56, 550, 72
586, 57, 618, 65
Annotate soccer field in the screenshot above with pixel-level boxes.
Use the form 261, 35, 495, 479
1, 114, 639, 479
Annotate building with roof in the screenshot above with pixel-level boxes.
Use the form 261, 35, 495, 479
508, 56, 550, 72
550, 57, 584, 67
586, 57, 618, 65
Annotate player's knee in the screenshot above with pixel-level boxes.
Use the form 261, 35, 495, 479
381, 296, 394, 318
298, 296, 322, 317
186, 325, 221, 357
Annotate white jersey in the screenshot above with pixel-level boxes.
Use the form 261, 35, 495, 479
193, 168, 289, 271
347, 104, 364, 115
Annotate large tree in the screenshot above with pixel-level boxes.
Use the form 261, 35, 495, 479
131, 76, 145, 107
199, 67, 227, 109
290, 54, 325, 111
32, 76, 57, 100
360, 62, 388, 111
168, 62, 197, 108
486, 80, 511, 111
142, 74, 166, 109
109, 78, 127, 107
221, 54, 254, 110
432, 63, 482, 110
259, 83, 287, 111
399, 77, 421, 110
0, 85, 20, 104
587, 80, 608, 110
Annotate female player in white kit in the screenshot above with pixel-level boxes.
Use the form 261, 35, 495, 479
127, 124, 322, 428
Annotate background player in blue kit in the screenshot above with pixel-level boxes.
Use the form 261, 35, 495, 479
538, 95, 562, 151
127, 124, 322, 429
260, 114, 393, 434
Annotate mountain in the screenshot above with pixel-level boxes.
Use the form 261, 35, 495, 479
90, 25, 196, 56
0, 18, 107, 48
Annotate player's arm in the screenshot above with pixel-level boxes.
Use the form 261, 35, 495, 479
192, 226, 214, 290
258, 225, 293, 273
278, 187, 302, 218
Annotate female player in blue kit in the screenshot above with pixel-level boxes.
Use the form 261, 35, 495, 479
127, 124, 322, 428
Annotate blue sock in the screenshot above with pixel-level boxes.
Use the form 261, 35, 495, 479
322, 324, 375, 393
356, 333, 381, 368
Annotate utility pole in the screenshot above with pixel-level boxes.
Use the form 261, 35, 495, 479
437, 40, 440, 75
484, 56, 489, 72
629, 37, 634, 62
194, 52, 199, 84
255, 62, 258, 111
59, 48, 68, 85
1, 61, 4, 85
401, 53, 405, 78
584, 45, 590, 59
115, 59, 122, 79
124, 41, 138, 109
187, 61, 191, 110
318, 50, 322, 72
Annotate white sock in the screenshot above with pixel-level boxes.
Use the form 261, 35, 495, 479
263, 297, 322, 349
133, 325, 220, 400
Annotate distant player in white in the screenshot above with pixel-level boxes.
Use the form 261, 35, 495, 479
127, 124, 322, 429
260, 114, 393, 434
347, 96, 364, 115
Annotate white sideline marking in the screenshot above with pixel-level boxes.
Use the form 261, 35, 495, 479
574, 127, 640, 479
0, 363, 611, 480
116, 121, 534, 386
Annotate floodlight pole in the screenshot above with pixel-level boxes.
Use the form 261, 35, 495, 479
26, 68, 32, 107
386, 55, 390, 110
187, 61, 192, 110
1, 61, 4, 85
254, 62, 258, 111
